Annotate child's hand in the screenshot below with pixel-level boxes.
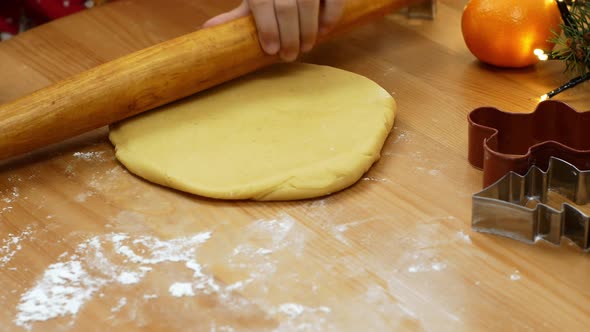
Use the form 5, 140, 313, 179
203, 0, 344, 62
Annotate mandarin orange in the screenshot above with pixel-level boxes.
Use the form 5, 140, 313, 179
461, 0, 562, 68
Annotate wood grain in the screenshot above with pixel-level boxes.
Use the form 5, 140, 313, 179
1, 0, 589, 331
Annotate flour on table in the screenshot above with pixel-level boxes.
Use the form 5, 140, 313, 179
111, 297, 127, 313
361, 176, 392, 183
13, 212, 334, 331
14, 231, 212, 329
333, 216, 383, 233
72, 151, 106, 162
428, 169, 441, 176
415, 167, 441, 176
407, 261, 447, 273
64, 165, 76, 177
116, 269, 151, 285
7, 175, 24, 183
273, 303, 331, 318
243, 212, 308, 257
2, 186, 19, 203
364, 284, 420, 328
15, 260, 106, 328
0, 224, 36, 268
510, 270, 521, 281
330, 216, 384, 246
169, 282, 195, 297
456, 231, 472, 244
74, 192, 94, 203
269, 303, 332, 331
391, 127, 413, 144
1, 186, 20, 214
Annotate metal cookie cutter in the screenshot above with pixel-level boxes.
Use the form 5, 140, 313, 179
468, 100, 590, 187
403, 0, 437, 19
468, 101, 590, 250
472, 157, 590, 250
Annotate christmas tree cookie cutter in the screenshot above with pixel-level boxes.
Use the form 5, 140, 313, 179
468, 100, 590, 250
472, 157, 590, 250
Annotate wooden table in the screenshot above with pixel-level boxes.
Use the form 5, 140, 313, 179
1, 1, 589, 331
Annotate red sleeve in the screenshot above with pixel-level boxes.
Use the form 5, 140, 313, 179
1, 0, 91, 36
24, 0, 88, 21
0, 1, 22, 35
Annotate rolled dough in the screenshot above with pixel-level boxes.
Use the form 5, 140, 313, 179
109, 63, 395, 201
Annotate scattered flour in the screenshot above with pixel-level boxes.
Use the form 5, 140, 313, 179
245, 213, 307, 257
415, 167, 441, 176
431, 262, 447, 271
1, 186, 20, 214
270, 303, 332, 331
273, 303, 331, 318
7, 175, 24, 183
363, 284, 421, 329
74, 192, 94, 203
510, 270, 521, 281
331, 216, 384, 246
15, 261, 106, 327
72, 151, 105, 161
111, 297, 127, 313
14, 231, 212, 329
456, 231, 472, 244
116, 269, 151, 285
11, 212, 333, 330
169, 282, 195, 297
0, 225, 36, 268
392, 127, 412, 144
408, 262, 447, 273
255, 248, 273, 255
361, 177, 392, 183
209, 323, 237, 332
2, 186, 19, 203
333, 217, 382, 233
428, 169, 441, 176
64, 165, 76, 177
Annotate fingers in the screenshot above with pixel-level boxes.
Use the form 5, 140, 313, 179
204, 0, 342, 60
319, 0, 344, 36
297, 0, 320, 53
248, 0, 281, 55
202, 1, 250, 28
275, 0, 300, 61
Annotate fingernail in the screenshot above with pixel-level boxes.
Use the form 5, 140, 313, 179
280, 51, 298, 62
263, 41, 280, 55
301, 43, 313, 53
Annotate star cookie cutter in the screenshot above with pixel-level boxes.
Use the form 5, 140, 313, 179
468, 100, 590, 188
472, 157, 589, 250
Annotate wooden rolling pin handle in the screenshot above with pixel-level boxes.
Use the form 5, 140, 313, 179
0, 0, 407, 161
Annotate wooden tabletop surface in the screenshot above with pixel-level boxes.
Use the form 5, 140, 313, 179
1, 0, 589, 331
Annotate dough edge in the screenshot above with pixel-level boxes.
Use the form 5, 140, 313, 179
109, 64, 396, 201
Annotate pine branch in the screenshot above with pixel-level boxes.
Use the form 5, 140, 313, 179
541, 1, 590, 99
548, 1, 590, 76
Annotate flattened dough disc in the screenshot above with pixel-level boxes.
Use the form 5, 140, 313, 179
109, 63, 395, 201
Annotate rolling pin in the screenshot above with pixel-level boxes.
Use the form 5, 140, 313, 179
0, 0, 413, 161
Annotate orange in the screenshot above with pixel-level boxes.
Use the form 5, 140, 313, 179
461, 0, 562, 68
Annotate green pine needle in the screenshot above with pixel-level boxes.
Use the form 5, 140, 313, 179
548, 1, 590, 76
